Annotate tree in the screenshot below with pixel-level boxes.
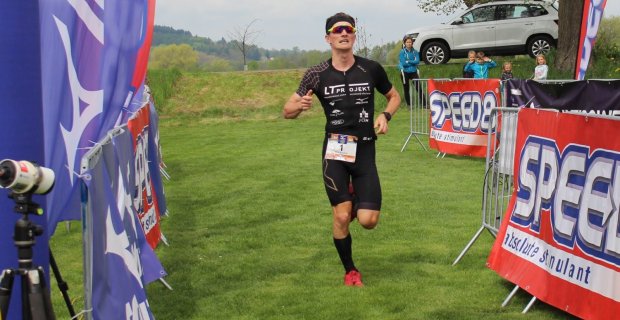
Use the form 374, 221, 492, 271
416, 0, 584, 75
555, 1, 584, 72
228, 19, 261, 71
354, 18, 371, 58
417, 0, 483, 13
149, 44, 199, 70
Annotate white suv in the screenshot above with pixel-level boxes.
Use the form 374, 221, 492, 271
406, 0, 559, 64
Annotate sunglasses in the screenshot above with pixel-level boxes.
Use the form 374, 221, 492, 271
327, 25, 356, 34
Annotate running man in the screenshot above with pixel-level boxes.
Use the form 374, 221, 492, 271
283, 12, 400, 287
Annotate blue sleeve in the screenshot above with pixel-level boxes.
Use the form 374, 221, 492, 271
487, 60, 497, 68
411, 50, 420, 66
398, 50, 406, 70
464, 62, 473, 72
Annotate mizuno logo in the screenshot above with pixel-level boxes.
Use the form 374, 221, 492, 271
355, 97, 369, 104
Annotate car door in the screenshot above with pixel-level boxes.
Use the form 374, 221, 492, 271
494, 4, 532, 48
452, 5, 496, 51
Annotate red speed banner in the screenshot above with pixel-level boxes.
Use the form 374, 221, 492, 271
127, 105, 163, 249
487, 108, 620, 319
428, 79, 500, 157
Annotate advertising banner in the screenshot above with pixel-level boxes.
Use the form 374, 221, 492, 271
83, 139, 164, 320
0, 2, 49, 319
127, 106, 163, 248
487, 108, 620, 319
428, 79, 500, 157
504, 79, 620, 115
576, 0, 607, 80
39, 0, 155, 234
148, 100, 168, 217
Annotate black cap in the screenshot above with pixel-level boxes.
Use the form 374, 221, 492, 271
325, 12, 355, 34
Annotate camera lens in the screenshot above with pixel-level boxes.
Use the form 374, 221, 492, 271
0, 161, 16, 188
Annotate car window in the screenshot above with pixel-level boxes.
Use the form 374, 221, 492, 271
462, 6, 496, 23
498, 4, 549, 19
507, 5, 530, 19
528, 5, 549, 17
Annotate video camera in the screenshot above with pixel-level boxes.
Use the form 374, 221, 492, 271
0, 159, 55, 195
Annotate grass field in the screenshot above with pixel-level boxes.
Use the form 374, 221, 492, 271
47, 65, 585, 319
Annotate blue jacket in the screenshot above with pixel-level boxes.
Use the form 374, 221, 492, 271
398, 48, 420, 73
463, 60, 497, 79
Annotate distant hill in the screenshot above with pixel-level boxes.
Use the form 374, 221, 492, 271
153, 25, 326, 63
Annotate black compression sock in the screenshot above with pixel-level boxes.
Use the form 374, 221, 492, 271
333, 233, 356, 272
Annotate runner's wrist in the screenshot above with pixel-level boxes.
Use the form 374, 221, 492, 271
382, 111, 392, 122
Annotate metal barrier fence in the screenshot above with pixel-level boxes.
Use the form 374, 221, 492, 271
400, 78, 432, 152
452, 107, 519, 265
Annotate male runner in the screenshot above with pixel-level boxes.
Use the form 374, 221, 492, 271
283, 12, 400, 287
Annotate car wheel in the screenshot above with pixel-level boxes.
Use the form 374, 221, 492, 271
527, 35, 553, 58
422, 42, 450, 64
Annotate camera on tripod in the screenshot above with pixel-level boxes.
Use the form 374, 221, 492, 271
0, 159, 55, 195
0, 159, 60, 320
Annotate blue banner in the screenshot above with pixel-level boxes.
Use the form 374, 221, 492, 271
0, 2, 50, 319
39, 0, 155, 234
111, 127, 167, 284
83, 128, 164, 319
575, 0, 607, 80
148, 100, 168, 217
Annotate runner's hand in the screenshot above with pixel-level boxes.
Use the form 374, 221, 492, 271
374, 114, 388, 135
300, 90, 313, 111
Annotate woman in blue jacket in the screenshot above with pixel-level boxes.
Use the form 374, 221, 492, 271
398, 36, 426, 107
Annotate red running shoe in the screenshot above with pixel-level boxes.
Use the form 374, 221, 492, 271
344, 270, 364, 287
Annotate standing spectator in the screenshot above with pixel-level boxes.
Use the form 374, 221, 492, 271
282, 12, 400, 287
462, 50, 476, 78
398, 36, 426, 107
533, 54, 548, 80
463, 52, 497, 79
501, 61, 514, 80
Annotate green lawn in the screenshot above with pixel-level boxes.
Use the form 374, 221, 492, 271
48, 68, 580, 319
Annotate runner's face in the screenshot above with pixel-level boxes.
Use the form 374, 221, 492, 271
325, 22, 355, 50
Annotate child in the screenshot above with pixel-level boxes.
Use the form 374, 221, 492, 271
501, 61, 513, 80
533, 54, 548, 80
462, 50, 476, 78
463, 51, 497, 79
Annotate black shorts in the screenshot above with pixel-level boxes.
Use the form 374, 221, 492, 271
322, 138, 382, 210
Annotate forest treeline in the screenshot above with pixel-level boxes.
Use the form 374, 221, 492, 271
152, 25, 400, 71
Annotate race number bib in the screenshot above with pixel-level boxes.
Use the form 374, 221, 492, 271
324, 134, 357, 163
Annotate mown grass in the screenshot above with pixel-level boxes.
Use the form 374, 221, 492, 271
47, 57, 615, 319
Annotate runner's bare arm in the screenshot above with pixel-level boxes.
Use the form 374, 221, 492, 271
283, 90, 313, 119
374, 87, 400, 134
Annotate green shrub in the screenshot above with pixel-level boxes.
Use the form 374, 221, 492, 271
147, 68, 182, 113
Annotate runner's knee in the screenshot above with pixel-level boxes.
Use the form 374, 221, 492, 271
358, 210, 379, 229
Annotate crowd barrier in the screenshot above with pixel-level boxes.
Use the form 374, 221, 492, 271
400, 78, 433, 152
452, 107, 519, 265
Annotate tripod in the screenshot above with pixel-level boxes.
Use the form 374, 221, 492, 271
0, 192, 56, 320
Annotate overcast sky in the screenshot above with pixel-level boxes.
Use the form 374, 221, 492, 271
155, 1, 620, 51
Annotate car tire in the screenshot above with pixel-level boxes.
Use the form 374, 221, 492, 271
527, 35, 554, 58
421, 42, 450, 64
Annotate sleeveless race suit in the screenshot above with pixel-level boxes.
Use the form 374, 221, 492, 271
295, 56, 393, 209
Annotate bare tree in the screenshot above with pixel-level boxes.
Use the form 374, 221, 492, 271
354, 18, 371, 58
228, 19, 261, 71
